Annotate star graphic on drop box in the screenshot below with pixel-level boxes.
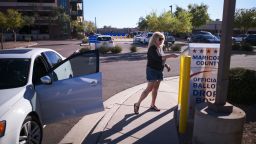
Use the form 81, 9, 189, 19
207, 49, 211, 53
193, 49, 196, 53
214, 49, 218, 53
200, 49, 204, 53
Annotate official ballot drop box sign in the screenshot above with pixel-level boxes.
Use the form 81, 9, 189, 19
188, 43, 220, 111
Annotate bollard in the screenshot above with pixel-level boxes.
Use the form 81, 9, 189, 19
178, 55, 191, 134
178, 55, 185, 105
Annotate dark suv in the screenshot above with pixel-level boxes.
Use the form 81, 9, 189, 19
190, 34, 220, 43
243, 34, 256, 46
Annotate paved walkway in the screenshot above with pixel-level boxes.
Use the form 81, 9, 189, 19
1, 41, 37, 49
60, 76, 180, 144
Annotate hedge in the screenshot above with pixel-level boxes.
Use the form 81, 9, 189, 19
227, 68, 256, 105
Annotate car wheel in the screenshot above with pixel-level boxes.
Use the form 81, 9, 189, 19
19, 116, 42, 144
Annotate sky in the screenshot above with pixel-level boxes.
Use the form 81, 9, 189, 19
84, 0, 256, 28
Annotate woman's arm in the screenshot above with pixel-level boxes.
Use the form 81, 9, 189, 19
162, 53, 179, 60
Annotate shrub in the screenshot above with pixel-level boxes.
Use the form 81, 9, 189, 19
110, 45, 122, 53
77, 33, 85, 39
82, 37, 88, 43
130, 45, 137, 52
227, 68, 256, 105
241, 43, 253, 51
79, 47, 91, 52
171, 44, 181, 52
232, 43, 241, 50
98, 46, 110, 54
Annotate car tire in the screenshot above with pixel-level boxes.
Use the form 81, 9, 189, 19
19, 115, 43, 144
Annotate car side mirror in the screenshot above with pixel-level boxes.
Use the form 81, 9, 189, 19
40, 76, 52, 85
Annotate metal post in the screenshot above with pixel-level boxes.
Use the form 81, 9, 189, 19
215, 0, 236, 106
95, 17, 97, 33
169, 5, 172, 14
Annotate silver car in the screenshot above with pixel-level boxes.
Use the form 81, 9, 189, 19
0, 48, 103, 144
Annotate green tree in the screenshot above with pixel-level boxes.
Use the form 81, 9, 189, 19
158, 11, 176, 32
188, 3, 210, 28
174, 10, 192, 33
234, 8, 256, 33
174, 6, 186, 17
84, 21, 96, 34
49, 7, 70, 37
6, 9, 24, 42
57, 12, 70, 35
146, 11, 160, 31
71, 20, 84, 32
137, 17, 148, 31
23, 15, 35, 34
0, 12, 7, 49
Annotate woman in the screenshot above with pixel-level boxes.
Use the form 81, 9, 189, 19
134, 32, 178, 114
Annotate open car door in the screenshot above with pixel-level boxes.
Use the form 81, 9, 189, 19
36, 50, 104, 124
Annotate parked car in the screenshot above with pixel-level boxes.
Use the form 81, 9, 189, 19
140, 32, 153, 44
187, 31, 214, 42
164, 32, 175, 44
193, 31, 214, 36
133, 34, 143, 44
0, 48, 103, 144
243, 34, 256, 46
190, 34, 220, 43
95, 35, 115, 48
232, 34, 248, 43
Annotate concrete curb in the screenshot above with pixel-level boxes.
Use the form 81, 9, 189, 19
60, 76, 179, 144
16, 42, 38, 48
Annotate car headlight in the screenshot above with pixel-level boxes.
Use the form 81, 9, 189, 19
0, 120, 6, 137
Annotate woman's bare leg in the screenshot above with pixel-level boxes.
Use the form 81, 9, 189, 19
136, 81, 155, 106
151, 80, 161, 107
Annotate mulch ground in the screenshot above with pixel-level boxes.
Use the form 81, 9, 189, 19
238, 104, 256, 144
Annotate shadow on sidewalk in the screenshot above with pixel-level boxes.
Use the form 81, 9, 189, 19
83, 106, 178, 144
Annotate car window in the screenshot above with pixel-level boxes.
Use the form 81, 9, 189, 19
97, 37, 111, 41
0, 58, 30, 89
51, 50, 99, 81
43, 51, 62, 68
33, 57, 48, 85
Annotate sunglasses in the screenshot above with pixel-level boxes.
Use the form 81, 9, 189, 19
159, 38, 164, 41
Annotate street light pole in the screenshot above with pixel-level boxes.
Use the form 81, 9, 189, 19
95, 17, 97, 34
169, 5, 172, 14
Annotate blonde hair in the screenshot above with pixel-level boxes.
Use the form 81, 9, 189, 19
148, 32, 165, 48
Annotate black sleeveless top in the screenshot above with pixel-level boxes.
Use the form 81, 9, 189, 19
147, 45, 164, 71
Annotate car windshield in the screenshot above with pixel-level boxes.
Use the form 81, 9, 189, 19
0, 58, 30, 89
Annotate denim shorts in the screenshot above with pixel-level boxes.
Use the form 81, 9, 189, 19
146, 67, 163, 82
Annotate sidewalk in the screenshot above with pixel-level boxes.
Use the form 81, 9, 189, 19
60, 76, 180, 144
1, 41, 37, 49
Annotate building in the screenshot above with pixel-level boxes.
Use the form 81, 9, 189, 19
0, 0, 84, 40
196, 19, 256, 35
58, 0, 83, 22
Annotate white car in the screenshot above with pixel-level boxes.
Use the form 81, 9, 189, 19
0, 48, 103, 144
140, 32, 153, 44
232, 34, 248, 43
133, 34, 143, 44
95, 35, 115, 49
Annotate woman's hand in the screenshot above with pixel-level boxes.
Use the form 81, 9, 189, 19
165, 64, 171, 72
172, 54, 179, 58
